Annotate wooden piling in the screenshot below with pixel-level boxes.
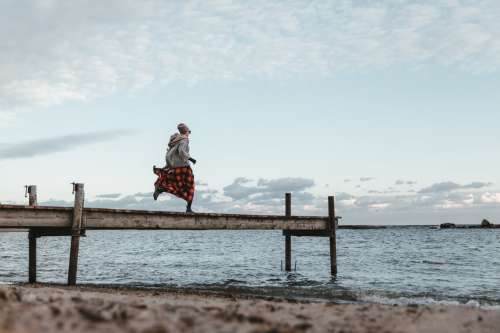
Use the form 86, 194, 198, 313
285, 193, 292, 272
328, 196, 337, 276
27, 185, 37, 283
68, 183, 84, 286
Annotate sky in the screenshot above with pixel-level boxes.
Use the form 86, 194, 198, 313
1, 0, 499, 225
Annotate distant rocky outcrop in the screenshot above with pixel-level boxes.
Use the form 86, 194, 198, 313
438, 220, 497, 229
480, 219, 494, 228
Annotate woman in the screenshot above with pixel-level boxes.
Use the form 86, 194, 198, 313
153, 123, 197, 213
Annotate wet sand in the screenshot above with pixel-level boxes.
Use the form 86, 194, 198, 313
1, 284, 499, 333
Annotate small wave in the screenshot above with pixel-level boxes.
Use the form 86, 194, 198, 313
221, 279, 246, 285
358, 294, 500, 309
0, 281, 14, 285
421, 260, 446, 265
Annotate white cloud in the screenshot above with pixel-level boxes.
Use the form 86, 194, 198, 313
395, 180, 417, 186
360, 177, 375, 182
0, 0, 499, 112
95, 193, 122, 199
434, 200, 465, 209
0, 130, 134, 160
222, 177, 315, 212
418, 181, 492, 193
479, 192, 500, 204
28, 177, 500, 221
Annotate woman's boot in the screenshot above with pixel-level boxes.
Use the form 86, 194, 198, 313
186, 200, 194, 213
153, 188, 161, 201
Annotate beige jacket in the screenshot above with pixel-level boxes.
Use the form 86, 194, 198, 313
165, 134, 191, 168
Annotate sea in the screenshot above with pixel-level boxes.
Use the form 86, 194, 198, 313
1, 227, 499, 308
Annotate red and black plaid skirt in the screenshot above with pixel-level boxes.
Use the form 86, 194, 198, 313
154, 166, 195, 202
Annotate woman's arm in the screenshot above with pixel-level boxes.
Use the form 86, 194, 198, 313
178, 139, 191, 162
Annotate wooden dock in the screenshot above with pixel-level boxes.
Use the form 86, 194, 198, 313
0, 184, 339, 285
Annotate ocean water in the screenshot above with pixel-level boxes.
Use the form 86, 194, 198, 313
1, 227, 499, 307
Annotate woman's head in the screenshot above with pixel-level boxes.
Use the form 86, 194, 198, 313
177, 123, 191, 135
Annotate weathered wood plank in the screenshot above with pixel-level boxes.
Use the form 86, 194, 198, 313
0, 205, 72, 228
84, 211, 327, 230
283, 230, 330, 237
29, 227, 73, 237
0, 205, 328, 230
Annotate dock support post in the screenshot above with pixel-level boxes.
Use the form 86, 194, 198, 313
27, 185, 37, 283
68, 183, 84, 286
328, 196, 337, 276
285, 192, 292, 272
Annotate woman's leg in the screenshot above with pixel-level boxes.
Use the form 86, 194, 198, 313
186, 200, 193, 213
185, 166, 195, 213
153, 187, 161, 201
153, 165, 165, 200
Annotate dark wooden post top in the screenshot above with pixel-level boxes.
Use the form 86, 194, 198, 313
27, 185, 37, 207
285, 193, 291, 217
328, 196, 335, 227
71, 183, 85, 235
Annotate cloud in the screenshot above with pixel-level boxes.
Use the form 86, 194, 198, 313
395, 180, 418, 186
95, 193, 122, 199
223, 177, 314, 203
0, 130, 133, 160
368, 190, 383, 194
360, 177, 375, 182
219, 177, 317, 214
40, 176, 318, 215
478, 192, 500, 204
42, 184, 238, 213
133, 192, 153, 198
1, 0, 499, 112
257, 178, 314, 193
335, 192, 356, 201
418, 181, 492, 193
32, 176, 500, 224
463, 181, 493, 189
419, 182, 461, 193
222, 177, 262, 200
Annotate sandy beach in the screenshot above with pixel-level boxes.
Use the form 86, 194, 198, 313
0, 284, 498, 333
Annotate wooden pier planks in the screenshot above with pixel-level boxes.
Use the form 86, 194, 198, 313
0, 205, 328, 230
0, 205, 72, 228
1, 186, 338, 285
84, 208, 328, 230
